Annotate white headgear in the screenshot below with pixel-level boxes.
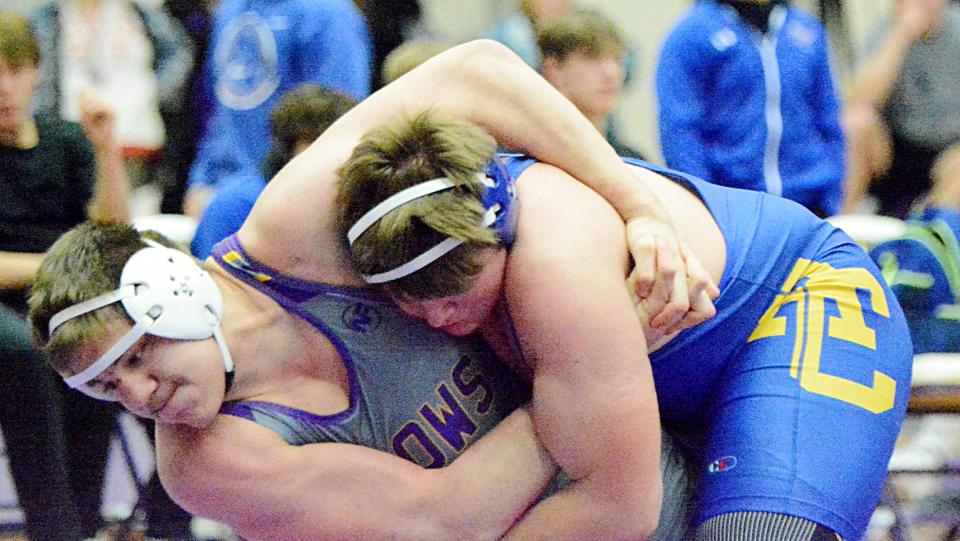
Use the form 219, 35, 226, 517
48, 240, 234, 400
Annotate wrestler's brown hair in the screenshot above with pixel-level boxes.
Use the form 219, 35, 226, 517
336, 110, 500, 300
29, 222, 178, 372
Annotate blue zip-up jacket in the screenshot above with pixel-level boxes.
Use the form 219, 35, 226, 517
656, 1, 845, 216
187, 0, 372, 190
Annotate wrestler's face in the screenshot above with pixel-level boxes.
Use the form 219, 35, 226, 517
0, 57, 38, 136
393, 248, 508, 336
65, 319, 228, 429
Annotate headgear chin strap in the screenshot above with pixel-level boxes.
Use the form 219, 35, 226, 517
48, 239, 234, 400
347, 159, 519, 284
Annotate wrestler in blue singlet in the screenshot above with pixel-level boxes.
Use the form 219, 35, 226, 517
210, 233, 695, 540
503, 156, 913, 541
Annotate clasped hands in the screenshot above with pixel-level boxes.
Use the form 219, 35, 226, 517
625, 216, 720, 351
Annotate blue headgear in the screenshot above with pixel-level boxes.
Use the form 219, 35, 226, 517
47, 240, 234, 401
346, 159, 519, 284
482, 158, 519, 245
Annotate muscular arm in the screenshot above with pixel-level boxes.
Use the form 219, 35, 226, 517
500, 165, 663, 540
846, 0, 939, 110
320, 39, 660, 223
157, 408, 556, 541
276, 39, 716, 326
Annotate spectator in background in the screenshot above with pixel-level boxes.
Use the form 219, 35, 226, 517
354, 0, 423, 91
843, 0, 960, 218
0, 11, 127, 539
191, 84, 357, 260
870, 146, 960, 353
866, 141, 960, 474
159, 0, 218, 215
488, 0, 572, 68
183, 0, 372, 220
380, 40, 450, 86
488, 0, 638, 88
30, 0, 193, 213
657, 0, 845, 218
537, 10, 645, 160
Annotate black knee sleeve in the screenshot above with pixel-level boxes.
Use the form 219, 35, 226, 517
696, 511, 843, 541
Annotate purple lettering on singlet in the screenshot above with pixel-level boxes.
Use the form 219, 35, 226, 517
452, 355, 493, 414
393, 422, 447, 468
420, 385, 479, 452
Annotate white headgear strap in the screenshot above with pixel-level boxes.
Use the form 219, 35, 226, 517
347, 174, 498, 284
49, 240, 234, 391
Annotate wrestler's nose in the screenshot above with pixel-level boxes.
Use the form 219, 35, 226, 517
116, 372, 157, 415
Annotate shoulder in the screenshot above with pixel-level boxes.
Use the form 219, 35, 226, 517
155, 415, 288, 520
784, 7, 828, 40
512, 163, 626, 262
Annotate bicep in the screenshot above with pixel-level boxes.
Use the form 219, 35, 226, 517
506, 174, 661, 486
508, 254, 661, 480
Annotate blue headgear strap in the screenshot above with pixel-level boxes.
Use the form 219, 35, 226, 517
482, 158, 519, 246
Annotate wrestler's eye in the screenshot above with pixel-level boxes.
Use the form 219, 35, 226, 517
126, 353, 142, 367
90, 377, 118, 397
123, 338, 150, 368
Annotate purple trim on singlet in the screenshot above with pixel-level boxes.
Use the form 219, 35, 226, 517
221, 398, 357, 425
210, 234, 387, 304
211, 234, 379, 425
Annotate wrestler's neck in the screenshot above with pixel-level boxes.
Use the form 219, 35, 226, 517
210, 265, 348, 402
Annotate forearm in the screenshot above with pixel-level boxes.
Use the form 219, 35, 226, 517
160, 409, 556, 541
371, 40, 668, 223
436, 407, 558, 539
504, 477, 662, 541
454, 42, 666, 222
87, 142, 130, 223
0, 252, 42, 291
508, 389, 661, 541
460, 44, 667, 220
846, 29, 914, 109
